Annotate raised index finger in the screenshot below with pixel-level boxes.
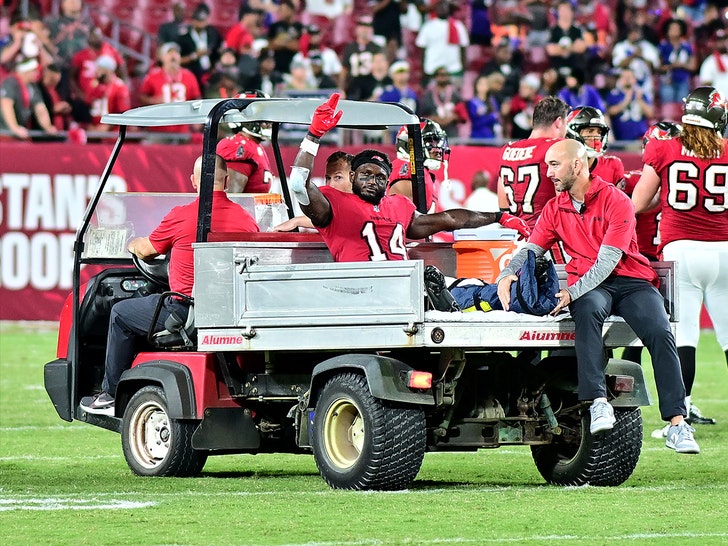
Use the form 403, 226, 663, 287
326, 92, 341, 110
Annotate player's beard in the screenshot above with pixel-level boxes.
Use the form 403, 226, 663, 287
553, 166, 576, 193
354, 182, 385, 205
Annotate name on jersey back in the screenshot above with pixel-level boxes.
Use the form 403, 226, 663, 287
502, 145, 536, 161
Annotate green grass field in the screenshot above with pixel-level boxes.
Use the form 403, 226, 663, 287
1, 322, 727, 546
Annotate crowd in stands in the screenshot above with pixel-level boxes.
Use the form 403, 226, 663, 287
2, 0, 728, 146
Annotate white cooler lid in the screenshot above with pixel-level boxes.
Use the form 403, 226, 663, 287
453, 226, 519, 241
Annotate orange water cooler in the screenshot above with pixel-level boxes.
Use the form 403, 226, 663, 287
452, 227, 519, 283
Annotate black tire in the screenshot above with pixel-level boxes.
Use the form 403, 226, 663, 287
531, 407, 643, 486
121, 385, 207, 477
311, 372, 426, 490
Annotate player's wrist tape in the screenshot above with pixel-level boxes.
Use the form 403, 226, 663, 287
300, 135, 319, 156
289, 165, 311, 206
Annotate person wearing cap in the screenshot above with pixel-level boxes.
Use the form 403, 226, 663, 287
507, 72, 543, 139
339, 15, 383, 92
0, 57, 58, 140
309, 55, 337, 89
280, 57, 317, 92
139, 42, 201, 134
378, 60, 417, 114
290, 24, 342, 81
288, 93, 530, 263
85, 54, 131, 131
245, 47, 284, 96
177, 2, 223, 88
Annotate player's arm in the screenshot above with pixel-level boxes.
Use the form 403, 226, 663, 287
128, 237, 160, 262
406, 210, 530, 240
272, 215, 315, 231
632, 164, 661, 213
291, 93, 343, 227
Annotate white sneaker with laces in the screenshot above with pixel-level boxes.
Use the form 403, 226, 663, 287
589, 398, 616, 434
666, 421, 700, 454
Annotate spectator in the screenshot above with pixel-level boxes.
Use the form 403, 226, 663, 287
539, 66, 562, 97
378, 60, 418, 114
85, 55, 130, 132
546, 0, 588, 77
245, 47, 284, 97
464, 170, 498, 211
657, 18, 696, 106
36, 61, 71, 130
418, 66, 464, 138
698, 30, 728, 98
633, 87, 728, 433
157, 2, 187, 46
223, 6, 260, 58
69, 26, 124, 124
496, 139, 699, 454
43, 0, 93, 69
611, 24, 660, 100
415, 0, 469, 84
346, 51, 391, 102
80, 154, 260, 415
304, 0, 353, 50
310, 55, 338, 89
465, 73, 504, 140
266, 0, 304, 74
371, 0, 405, 62
1, 14, 54, 72
606, 67, 653, 144
205, 65, 240, 99
177, 3, 223, 89
479, 37, 524, 101
280, 57, 317, 93
694, 3, 726, 63
138, 42, 201, 135
291, 24, 342, 82
339, 15, 383, 91
468, 0, 493, 47
557, 67, 606, 111
507, 72, 542, 139
0, 57, 58, 140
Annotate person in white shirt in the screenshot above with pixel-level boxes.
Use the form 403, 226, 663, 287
611, 25, 660, 100
415, 0, 469, 82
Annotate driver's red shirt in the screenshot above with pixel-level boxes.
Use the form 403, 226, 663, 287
317, 185, 416, 262
149, 191, 259, 295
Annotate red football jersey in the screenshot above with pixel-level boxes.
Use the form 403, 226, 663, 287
216, 133, 273, 193
622, 169, 660, 260
317, 185, 416, 262
71, 45, 124, 101
498, 137, 564, 230
643, 136, 728, 250
88, 78, 131, 125
139, 67, 201, 133
591, 154, 626, 189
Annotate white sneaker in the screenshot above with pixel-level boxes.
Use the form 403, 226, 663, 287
666, 421, 700, 454
650, 423, 670, 439
589, 399, 616, 434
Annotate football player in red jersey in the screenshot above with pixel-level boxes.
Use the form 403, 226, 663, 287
289, 93, 530, 263
497, 95, 570, 261
633, 86, 728, 429
216, 91, 275, 193
388, 118, 450, 214
565, 106, 625, 188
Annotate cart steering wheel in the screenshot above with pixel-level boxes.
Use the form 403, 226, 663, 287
131, 252, 170, 290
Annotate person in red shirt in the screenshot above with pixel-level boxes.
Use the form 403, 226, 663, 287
497, 95, 570, 261
139, 42, 202, 134
633, 87, 728, 430
496, 139, 699, 454
86, 55, 131, 130
289, 93, 530, 263
565, 106, 625, 188
80, 154, 259, 415
216, 113, 274, 193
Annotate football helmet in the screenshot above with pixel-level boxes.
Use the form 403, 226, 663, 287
566, 106, 609, 158
229, 91, 272, 140
681, 86, 728, 133
642, 121, 682, 149
395, 118, 450, 170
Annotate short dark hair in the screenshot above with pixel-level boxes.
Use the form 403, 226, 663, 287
532, 96, 570, 129
326, 151, 353, 167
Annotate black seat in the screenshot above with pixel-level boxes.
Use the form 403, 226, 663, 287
147, 292, 196, 350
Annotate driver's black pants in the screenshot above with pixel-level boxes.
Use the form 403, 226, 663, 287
102, 295, 189, 396
568, 277, 686, 422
